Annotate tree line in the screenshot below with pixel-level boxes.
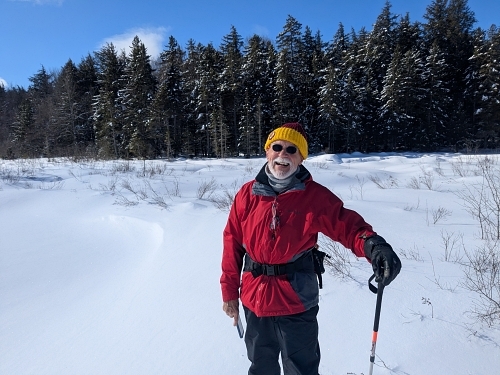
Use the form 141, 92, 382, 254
0, 0, 499, 160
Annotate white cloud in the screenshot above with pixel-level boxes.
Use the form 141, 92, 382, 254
100, 27, 169, 58
0, 77, 8, 89
9, 0, 65, 5
252, 24, 270, 37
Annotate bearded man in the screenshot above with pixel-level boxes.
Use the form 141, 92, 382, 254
220, 122, 401, 375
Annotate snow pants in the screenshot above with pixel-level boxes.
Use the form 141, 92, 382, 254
243, 305, 320, 375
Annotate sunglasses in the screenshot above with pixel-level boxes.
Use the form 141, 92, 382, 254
271, 144, 297, 154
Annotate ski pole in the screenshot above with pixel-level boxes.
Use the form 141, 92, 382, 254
368, 274, 385, 375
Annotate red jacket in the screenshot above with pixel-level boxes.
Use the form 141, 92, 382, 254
220, 165, 375, 317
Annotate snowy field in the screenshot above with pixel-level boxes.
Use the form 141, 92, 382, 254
1, 152, 499, 375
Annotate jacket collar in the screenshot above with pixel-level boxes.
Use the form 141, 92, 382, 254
252, 163, 311, 196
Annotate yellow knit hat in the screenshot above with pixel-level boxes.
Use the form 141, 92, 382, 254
264, 123, 308, 159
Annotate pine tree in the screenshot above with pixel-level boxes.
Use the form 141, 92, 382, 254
75, 54, 98, 151
380, 46, 426, 150
474, 26, 500, 148
12, 98, 36, 157
275, 15, 303, 123
119, 36, 156, 158
50, 59, 79, 155
361, 1, 398, 150
181, 39, 204, 156
195, 43, 223, 156
220, 26, 244, 155
93, 43, 125, 158
423, 0, 476, 148
149, 36, 185, 158
319, 23, 350, 153
240, 35, 277, 155
299, 27, 325, 152
26, 66, 54, 156
421, 41, 452, 150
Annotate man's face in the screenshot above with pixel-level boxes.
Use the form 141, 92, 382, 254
266, 140, 303, 179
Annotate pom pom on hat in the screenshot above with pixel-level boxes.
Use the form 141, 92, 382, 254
264, 123, 308, 159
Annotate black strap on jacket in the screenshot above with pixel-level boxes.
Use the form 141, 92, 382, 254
243, 249, 315, 278
243, 246, 331, 289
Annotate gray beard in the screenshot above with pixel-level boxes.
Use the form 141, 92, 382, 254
265, 164, 299, 193
267, 160, 298, 180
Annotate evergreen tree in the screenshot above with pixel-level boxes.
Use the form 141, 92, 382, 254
299, 27, 325, 152
275, 15, 303, 123
421, 41, 452, 149
380, 46, 426, 149
474, 26, 500, 148
240, 35, 277, 155
181, 39, 204, 156
195, 43, 223, 156
93, 43, 125, 158
75, 54, 98, 150
26, 66, 54, 156
119, 36, 156, 158
50, 59, 79, 155
11, 98, 35, 157
361, 1, 398, 150
149, 36, 185, 157
319, 23, 350, 152
423, 0, 476, 147
220, 26, 244, 155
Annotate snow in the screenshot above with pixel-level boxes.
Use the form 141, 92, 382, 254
1, 153, 499, 375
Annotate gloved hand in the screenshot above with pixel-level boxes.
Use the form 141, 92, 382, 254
364, 235, 401, 286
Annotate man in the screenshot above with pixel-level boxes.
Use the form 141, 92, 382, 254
220, 122, 401, 375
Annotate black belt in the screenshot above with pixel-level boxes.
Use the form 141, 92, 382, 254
243, 250, 315, 278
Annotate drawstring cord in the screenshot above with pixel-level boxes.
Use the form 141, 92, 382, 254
270, 197, 280, 239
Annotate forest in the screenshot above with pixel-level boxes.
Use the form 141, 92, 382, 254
0, 0, 499, 159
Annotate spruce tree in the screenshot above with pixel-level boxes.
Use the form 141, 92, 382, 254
275, 15, 303, 123
474, 26, 500, 148
149, 36, 185, 157
93, 43, 125, 158
75, 54, 98, 151
120, 36, 156, 158
220, 26, 244, 155
51, 59, 79, 155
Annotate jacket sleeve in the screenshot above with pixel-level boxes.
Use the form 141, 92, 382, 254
220, 188, 246, 302
315, 185, 375, 259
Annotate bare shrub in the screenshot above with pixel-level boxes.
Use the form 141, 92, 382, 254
209, 179, 241, 212
166, 177, 181, 198
114, 194, 139, 207
419, 167, 436, 190
98, 177, 118, 194
407, 176, 420, 189
111, 161, 135, 174
210, 190, 235, 212
398, 244, 424, 262
432, 207, 452, 224
404, 198, 421, 212
456, 157, 500, 240
368, 174, 399, 189
440, 230, 463, 262
197, 177, 218, 199
462, 240, 500, 327
318, 237, 354, 281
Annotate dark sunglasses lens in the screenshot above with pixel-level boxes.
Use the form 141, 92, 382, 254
272, 144, 297, 154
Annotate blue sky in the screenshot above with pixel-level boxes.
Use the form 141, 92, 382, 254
1, 0, 498, 89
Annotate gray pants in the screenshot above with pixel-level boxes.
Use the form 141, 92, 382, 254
243, 305, 320, 375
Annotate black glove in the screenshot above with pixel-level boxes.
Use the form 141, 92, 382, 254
364, 235, 401, 286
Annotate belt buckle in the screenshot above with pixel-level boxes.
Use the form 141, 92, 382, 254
265, 265, 276, 276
